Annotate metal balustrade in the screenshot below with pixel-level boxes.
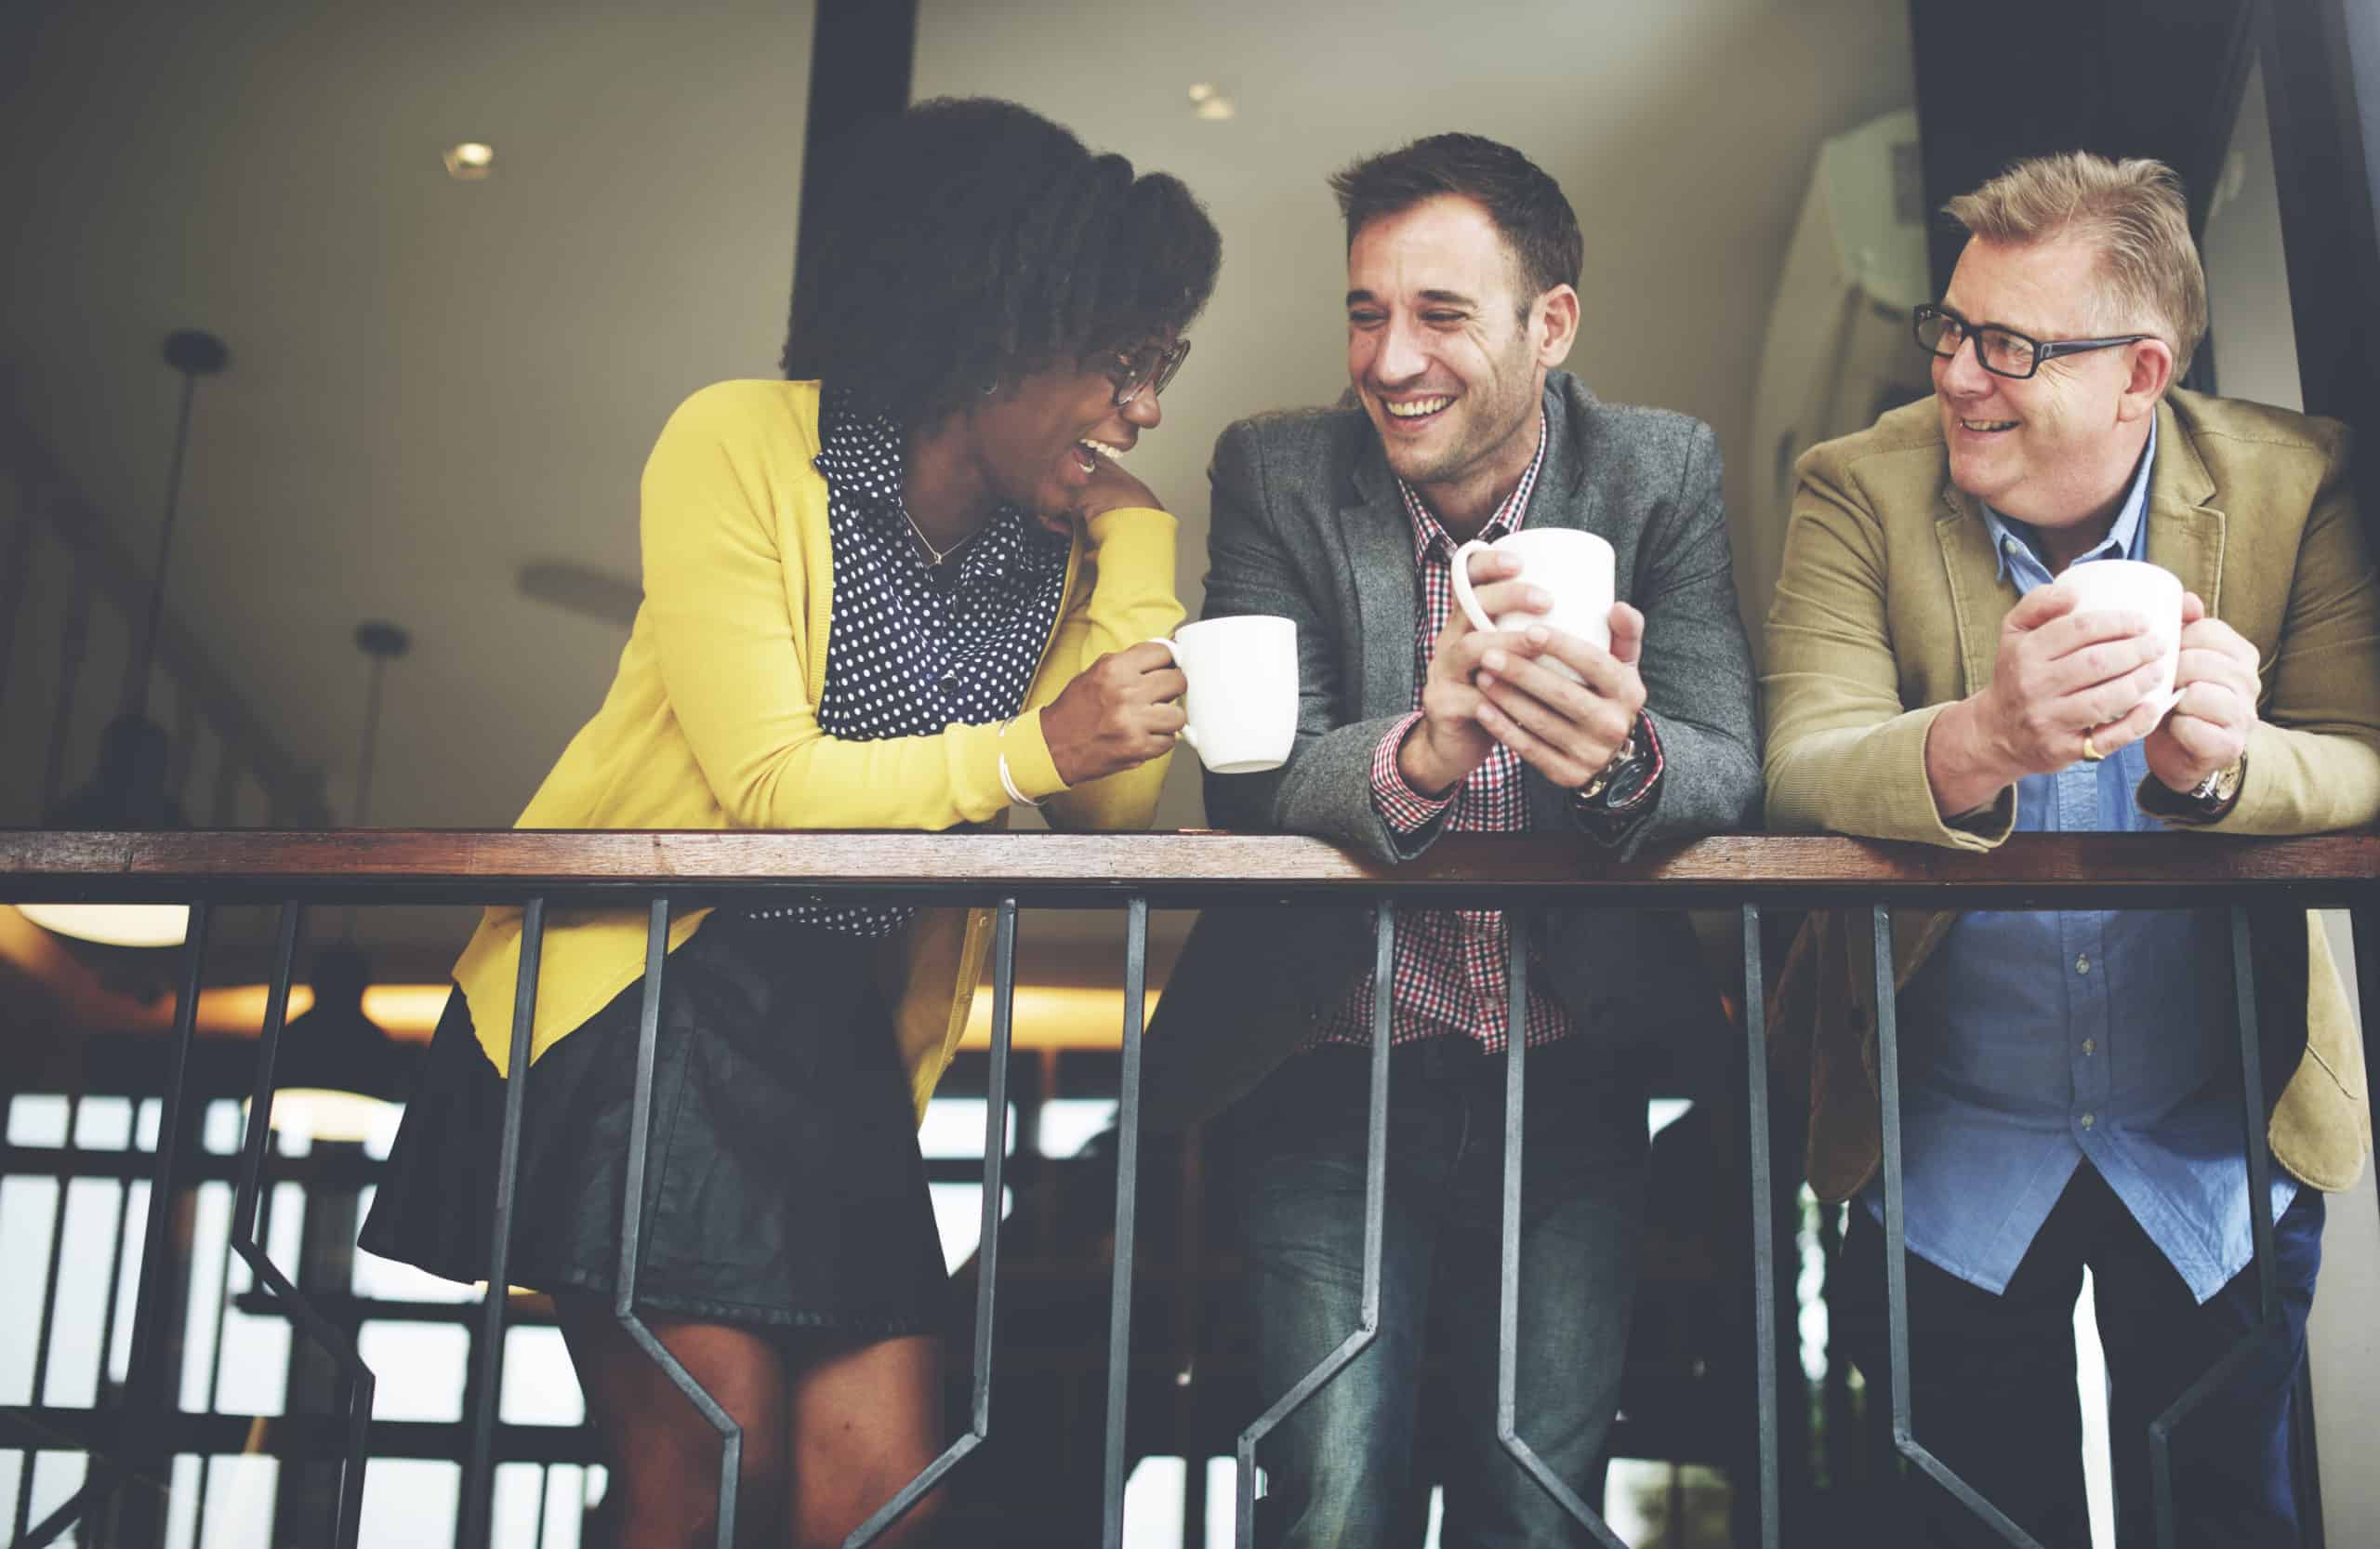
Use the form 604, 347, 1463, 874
3, 827, 2375, 1548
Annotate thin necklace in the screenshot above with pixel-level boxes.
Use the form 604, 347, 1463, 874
896, 502, 977, 591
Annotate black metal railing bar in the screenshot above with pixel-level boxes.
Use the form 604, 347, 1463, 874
614, 898, 745, 1548
1231, 897, 1395, 1544
230, 903, 375, 1548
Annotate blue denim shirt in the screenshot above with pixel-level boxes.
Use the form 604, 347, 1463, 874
1864, 421, 2295, 1303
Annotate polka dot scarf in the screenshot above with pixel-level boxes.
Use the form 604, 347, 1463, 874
755, 389, 1071, 936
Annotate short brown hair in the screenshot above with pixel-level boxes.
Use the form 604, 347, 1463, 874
1329, 134, 1582, 313
1944, 152, 2207, 380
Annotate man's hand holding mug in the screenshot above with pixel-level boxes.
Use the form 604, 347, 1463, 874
1925, 558, 2199, 817
1400, 530, 1646, 797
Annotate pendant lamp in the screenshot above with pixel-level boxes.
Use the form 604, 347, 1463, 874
265, 622, 416, 1145
20, 329, 229, 948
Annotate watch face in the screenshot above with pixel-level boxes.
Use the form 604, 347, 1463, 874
1606, 757, 1657, 811
1594, 715, 1662, 811
1578, 735, 1633, 801
2188, 760, 2242, 807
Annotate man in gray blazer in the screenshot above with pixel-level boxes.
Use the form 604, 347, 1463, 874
1144, 135, 1761, 1547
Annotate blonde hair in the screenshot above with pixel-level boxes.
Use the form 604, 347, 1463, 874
1944, 152, 2207, 380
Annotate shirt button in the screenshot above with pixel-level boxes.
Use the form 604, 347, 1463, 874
2075, 953, 2091, 975
2082, 1038, 2096, 1056
937, 676, 959, 696
2079, 1113, 2096, 1131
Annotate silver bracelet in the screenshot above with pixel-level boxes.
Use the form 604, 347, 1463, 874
998, 716, 1041, 807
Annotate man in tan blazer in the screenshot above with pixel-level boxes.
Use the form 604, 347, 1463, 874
1764, 152, 2378, 1547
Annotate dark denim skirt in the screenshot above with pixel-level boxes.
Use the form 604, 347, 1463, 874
357, 912, 947, 1336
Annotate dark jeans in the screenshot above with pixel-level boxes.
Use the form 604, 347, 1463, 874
1222, 1036, 1648, 1549
1834, 1163, 2324, 1548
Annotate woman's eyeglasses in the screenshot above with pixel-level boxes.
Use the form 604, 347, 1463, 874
1105, 338, 1191, 407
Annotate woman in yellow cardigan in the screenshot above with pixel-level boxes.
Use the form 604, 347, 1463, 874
360, 99, 1220, 1548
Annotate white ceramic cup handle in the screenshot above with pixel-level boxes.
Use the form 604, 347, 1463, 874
1148, 637, 1197, 749
1448, 538, 1500, 634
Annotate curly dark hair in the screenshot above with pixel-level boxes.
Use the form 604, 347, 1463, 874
1329, 133, 1580, 313
782, 98, 1223, 431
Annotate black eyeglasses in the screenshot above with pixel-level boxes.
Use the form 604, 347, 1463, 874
1912, 303, 2151, 381
1105, 338, 1191, 407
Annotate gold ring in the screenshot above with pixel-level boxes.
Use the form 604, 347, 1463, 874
2080, 734, 2105, 763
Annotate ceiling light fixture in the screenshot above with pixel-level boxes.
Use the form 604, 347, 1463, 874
1187, 83, 1236, 121
443, 141, 496, 180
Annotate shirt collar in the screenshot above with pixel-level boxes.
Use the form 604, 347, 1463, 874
812, 387, 905, 495
1399, 407, 1550, 566
1983, 415, 2159, 583
814, 388, 1067, 582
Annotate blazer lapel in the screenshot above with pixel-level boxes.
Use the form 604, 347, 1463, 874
1339, 440, 1420, 720
1933, 483, 2014, 695
1527, 377, 1593, 530
2142, 398, 2226, 615
1879, 470, 1988, 1000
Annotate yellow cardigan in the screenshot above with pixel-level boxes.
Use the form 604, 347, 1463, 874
451, 379, 1183, 1116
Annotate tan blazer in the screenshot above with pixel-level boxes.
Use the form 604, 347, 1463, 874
1763, 390, 2380, 1201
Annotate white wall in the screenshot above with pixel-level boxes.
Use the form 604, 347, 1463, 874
2199, 59, 2379, 1549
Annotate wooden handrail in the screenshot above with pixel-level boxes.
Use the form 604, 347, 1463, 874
3, 828, 2377, 910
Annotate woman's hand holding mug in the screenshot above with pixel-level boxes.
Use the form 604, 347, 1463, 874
1040, 642, 1187, 786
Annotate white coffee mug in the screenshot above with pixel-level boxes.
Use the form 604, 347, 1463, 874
1149, 615, 1299, 774
2054, 558, 2185, 721
1448, 528, 1617, 682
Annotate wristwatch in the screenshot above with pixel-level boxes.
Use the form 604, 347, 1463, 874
2180, 754, 2246, 814
1577, 710, 1662, 812
1578, 732, 1636, 802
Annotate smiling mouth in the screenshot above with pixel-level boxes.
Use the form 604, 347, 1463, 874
1382, 395, 1453, 422
1958, 417, 2019, 433
1074, 438, 1126, 472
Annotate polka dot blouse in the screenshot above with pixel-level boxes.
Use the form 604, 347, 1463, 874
754, 389, 1071, 937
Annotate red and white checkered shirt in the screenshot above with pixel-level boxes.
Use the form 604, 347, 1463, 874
1313, 410, 1577, 1055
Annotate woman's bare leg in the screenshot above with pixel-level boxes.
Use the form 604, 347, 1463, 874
555, 1292, 790, 1549
785, 1332, 945, 1549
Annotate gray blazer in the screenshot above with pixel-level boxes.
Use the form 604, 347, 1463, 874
1141, 372, 1764, 1130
